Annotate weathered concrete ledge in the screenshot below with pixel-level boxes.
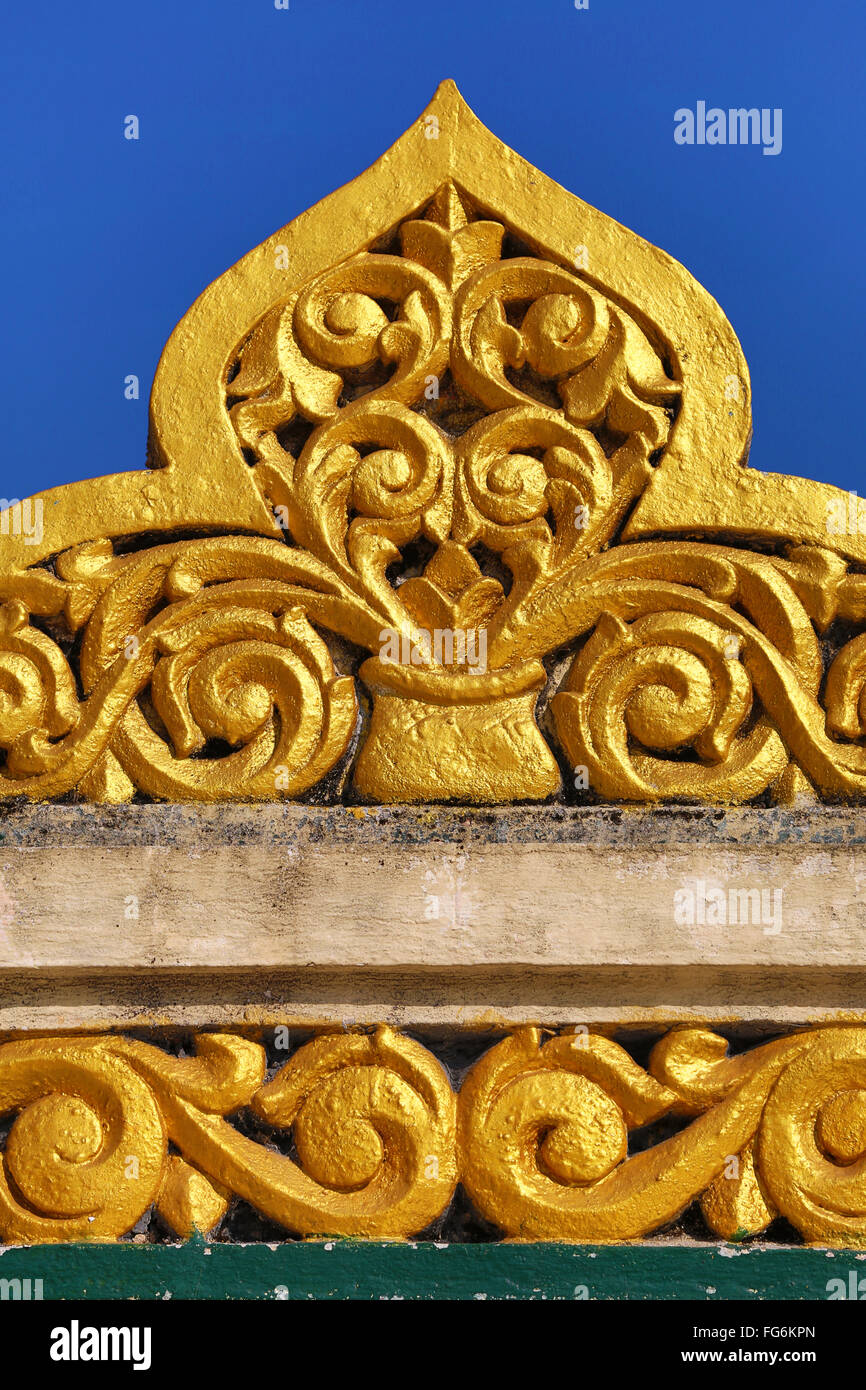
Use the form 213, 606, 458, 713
0, 803, 863, 1030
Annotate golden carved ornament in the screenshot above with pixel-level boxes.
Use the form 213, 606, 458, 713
2, 80, 865, 803
0, 1028, 456, 1242
5, 1025, 866, 1246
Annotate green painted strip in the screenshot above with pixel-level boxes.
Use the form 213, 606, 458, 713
0, 1240, 855, 1300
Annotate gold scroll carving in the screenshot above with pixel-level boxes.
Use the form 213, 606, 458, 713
0, 82, 864, 804
4, 1026, 866, 1247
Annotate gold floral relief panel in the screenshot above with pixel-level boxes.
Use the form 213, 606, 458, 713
0, 81, 865, 805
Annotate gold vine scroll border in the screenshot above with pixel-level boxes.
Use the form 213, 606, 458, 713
5, 1024, 866, 1246
3, 530, 866, 805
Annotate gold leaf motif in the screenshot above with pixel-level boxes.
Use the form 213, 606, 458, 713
700, 1141, 777, 1240
156, 1157, 230, 1239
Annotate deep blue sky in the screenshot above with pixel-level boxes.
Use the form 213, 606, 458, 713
1, 0, 862, 503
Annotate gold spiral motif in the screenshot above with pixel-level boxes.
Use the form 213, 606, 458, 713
0, 1041, 166, 1243
115, 603, 356, 801
0, 539, 358, 802
757, 1031, 866, 1245
546, 541, 853, 803
458, 1029, 686, 1241
293, 401, 452, 539
452, 259, 611, 412
293, 255, 451, 406
244, 1027, 458, 1237
454, 406, 611, 557
553, 609, 788, 802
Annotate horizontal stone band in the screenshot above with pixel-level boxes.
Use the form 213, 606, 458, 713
2, 804, 864, 1028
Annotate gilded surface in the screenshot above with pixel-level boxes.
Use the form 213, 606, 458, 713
0, 82, 864, 802
4, 87, 860, 1261
5, 1025, 866, 1246
0, 1029, 456, 1242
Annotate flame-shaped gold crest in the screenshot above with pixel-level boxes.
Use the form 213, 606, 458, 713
1, 81, 864, 803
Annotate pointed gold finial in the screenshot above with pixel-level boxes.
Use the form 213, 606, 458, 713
424, 181, 471, 231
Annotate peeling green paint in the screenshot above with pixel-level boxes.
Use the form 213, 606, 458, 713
0, 1240, 852, 1300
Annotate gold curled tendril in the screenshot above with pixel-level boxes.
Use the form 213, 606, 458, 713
0, 1034, 262, 1243
458, 1026, 866, 1244
154, 1027, 457, 1239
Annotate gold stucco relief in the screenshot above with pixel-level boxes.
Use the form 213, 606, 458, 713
0, 83, 863, 803
4, 1026, 866, 1247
